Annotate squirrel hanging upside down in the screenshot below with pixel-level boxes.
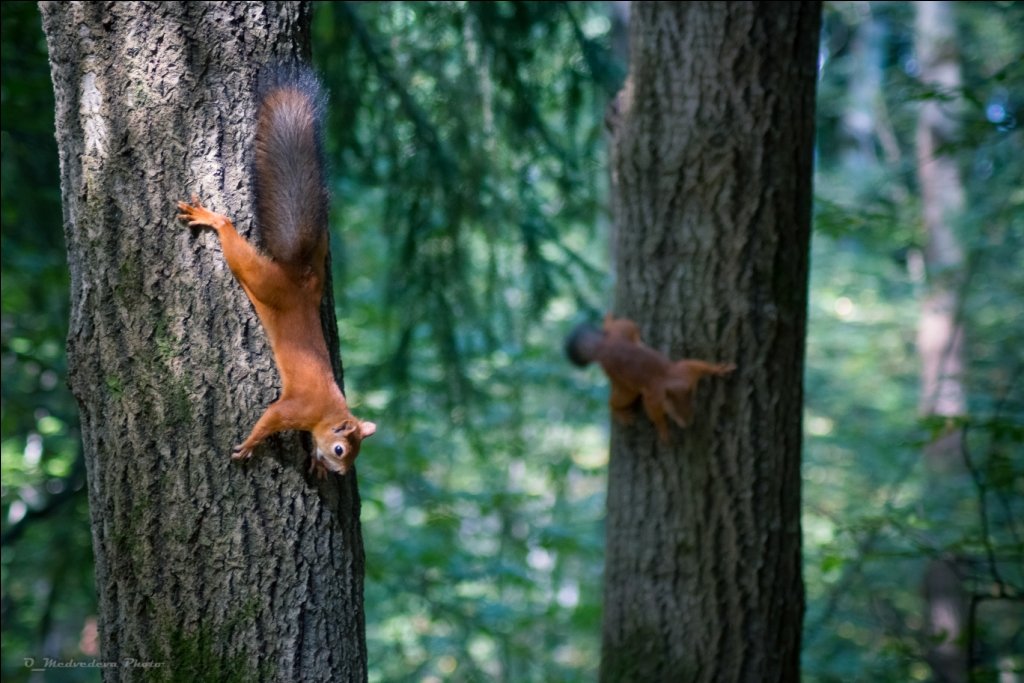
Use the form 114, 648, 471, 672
566, 314, 735, 441
177, 68, 375, 478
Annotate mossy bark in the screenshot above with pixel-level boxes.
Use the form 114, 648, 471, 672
601, 3, 820, 681
40, 2, 366, 680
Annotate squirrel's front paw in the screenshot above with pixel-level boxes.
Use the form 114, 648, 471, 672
231, 443, 255, 461
176, 195, 226, 230
308, 456, 329, 480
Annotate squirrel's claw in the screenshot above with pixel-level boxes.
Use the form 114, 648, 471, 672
308, 456, 329, 480
176, 199, 199, 224
176, 196, 219, 229
231, 444, 254, 461
175, 202, 191, 222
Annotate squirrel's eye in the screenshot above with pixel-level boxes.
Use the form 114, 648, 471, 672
333, 444, 344, 456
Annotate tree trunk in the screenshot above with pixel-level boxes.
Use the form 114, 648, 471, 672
601, 3, 820, 681
40, 2, 367, 680
915, 1, 966, 423
914, 3, 969, 682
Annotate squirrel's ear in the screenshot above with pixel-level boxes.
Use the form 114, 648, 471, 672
603, 312, 613, 326
359, 421, 377, 439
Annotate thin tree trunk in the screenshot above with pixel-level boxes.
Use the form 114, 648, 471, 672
601, 3, 820, 681
914, 3, 969, 682
915, 2, 966, 422
40, 2, 367, 680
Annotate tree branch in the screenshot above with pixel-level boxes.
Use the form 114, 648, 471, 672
960, 423, 1008, 595
339, 2, 458, 177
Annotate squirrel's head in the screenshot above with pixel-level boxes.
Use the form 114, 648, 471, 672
312, 418, 376, 476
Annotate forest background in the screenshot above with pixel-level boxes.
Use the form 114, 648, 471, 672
1, 2, 1021, 682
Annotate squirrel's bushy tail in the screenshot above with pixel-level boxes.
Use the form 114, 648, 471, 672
565, 323, 604, 367
253, 66, 328, 271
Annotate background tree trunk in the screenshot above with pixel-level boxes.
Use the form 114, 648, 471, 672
915, 1, 966, 423
601, 3, 820, 681
40, 2, 367, 680
914, 3, 969, 682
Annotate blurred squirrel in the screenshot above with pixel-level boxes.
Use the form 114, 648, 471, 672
177, 67, 375, 478
566, 314, 735, 441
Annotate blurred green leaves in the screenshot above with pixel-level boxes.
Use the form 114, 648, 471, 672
804, 3, 1024, 681
2, 3, 92, 680
311, 3, 615, 680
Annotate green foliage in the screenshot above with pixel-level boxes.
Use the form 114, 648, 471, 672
1, 2, 93, 681
803, 2, 1024, 681
311, 4, 616, 678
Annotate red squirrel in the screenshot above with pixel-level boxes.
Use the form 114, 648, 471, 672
177, 68, 375, 478
566, 314, 735, 441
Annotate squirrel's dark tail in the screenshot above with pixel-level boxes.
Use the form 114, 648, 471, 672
253, 66, 328, 271
565, 323, 604, 367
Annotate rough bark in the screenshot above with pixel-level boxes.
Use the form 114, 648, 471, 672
914, 3, 969, 682
601, 3, 820, 681
40, 2, 366, 680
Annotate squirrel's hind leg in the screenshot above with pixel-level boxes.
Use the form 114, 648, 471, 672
609, 382, 640, 425
664, 386, 695, 429
641, 387, 671, 442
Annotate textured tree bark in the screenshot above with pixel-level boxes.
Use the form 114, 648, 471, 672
601, 3, 820, 681
914, 4, 969, 682
40, 2, 367, 680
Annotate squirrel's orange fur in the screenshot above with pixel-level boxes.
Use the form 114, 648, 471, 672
567, 314, 734, 441
177, 69, 374, 478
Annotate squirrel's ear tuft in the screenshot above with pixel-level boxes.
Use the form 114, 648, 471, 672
359, 421, 377, 439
